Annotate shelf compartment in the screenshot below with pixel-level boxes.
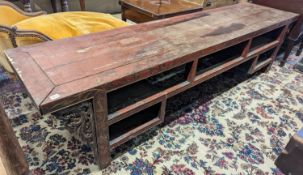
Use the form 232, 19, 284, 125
249, 27, 283, 52
256, 48, 276, 65
249, 47, 277, 74
107, 62, 193, 114
109, 102, 164, 149
247, 40, 279, 57
196, 41, 248, 76
108, 93, 165, 125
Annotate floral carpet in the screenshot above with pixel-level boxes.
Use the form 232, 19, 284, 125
0, 50, 303, 175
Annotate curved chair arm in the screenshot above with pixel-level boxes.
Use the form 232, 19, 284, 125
0, 25, 52, 48
0, 1, 47, 17
0, 25, 16, 47
10, 26, 52, 48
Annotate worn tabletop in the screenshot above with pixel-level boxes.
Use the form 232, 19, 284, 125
5, 3, 298, 114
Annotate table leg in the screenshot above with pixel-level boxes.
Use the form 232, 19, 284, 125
93, 93, 112, 169
280, 38, 296, 66
275, 128, 303, 175
61, 0, 69, 12
53, 95, 111, 169
53, 102, 99, 163
121, 7, 127, 22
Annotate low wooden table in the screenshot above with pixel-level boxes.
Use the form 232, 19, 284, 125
5, 3, 298, 169
119, 0, 203, 23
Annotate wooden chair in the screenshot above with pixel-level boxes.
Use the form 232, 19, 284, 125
51, 0, 85, 12
252, 0, 303, 66
0, 2, 49, 46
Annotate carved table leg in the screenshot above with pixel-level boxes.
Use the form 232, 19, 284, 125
21, 0, 32, 12
61, 0, 69, 12
53, 96, 112, 169
53, 102, 100, 165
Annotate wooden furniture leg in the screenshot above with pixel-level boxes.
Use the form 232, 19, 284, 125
296, 35, 303, 56
50, 0, 58, 12
121, 6, 127, 22
93, 93, 111, 168
275, 128, 303, 175
79, 0, 85, 11
280, 38, 296, 66
61, 0, 69, 11
0, 102, 30, 175
266, 26, 289, 72
52, 93, 111, 169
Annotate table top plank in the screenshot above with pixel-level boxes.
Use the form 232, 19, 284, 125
5, 3, 298, 113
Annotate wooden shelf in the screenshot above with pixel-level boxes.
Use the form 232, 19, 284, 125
108, 93, 165, 125
249, 47, 277, 74
109, 102, 164, 149
106, 25, 286, 151
247, 40, 279, 57
107, 62, 193, 114
249, 27, 283, 52
193, 41, 251, 84
257, 48, 276, 65
196, 41, 248, 75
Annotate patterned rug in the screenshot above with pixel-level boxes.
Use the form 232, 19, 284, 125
0, 50, 302, 175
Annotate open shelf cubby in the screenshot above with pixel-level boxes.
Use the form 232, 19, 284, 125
107, 62, 193, 114
196, 41, 248, 75
109, 103, 162, 142
250, 27, 283, 52
257, 48, 276, 64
